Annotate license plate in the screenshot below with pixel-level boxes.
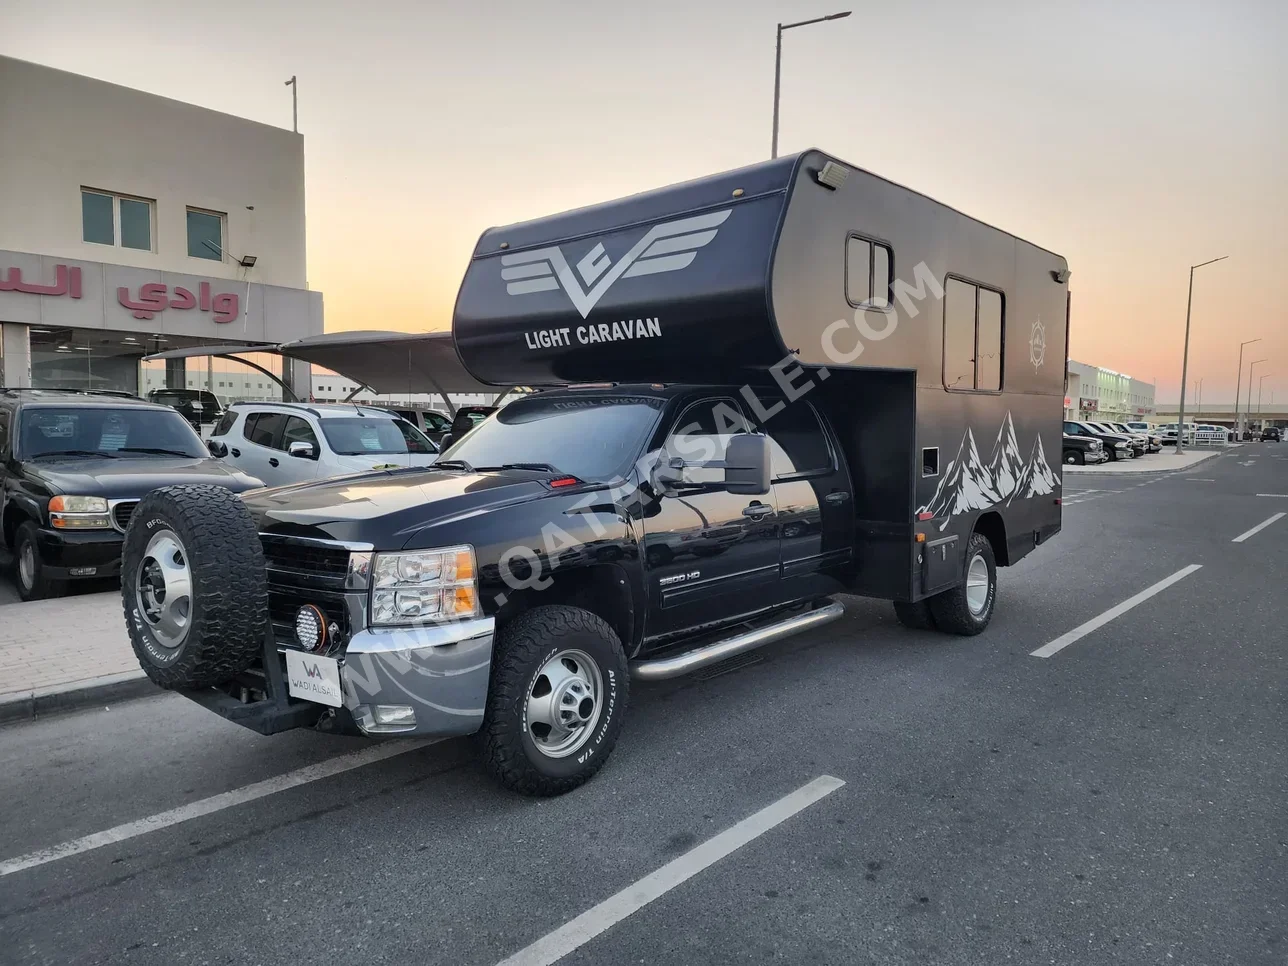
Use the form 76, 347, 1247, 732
284, 650, 343, 707
191, 401, 203, 410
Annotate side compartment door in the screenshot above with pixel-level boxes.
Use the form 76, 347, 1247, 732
756, 393, 853, 604
641, 397, 781, 641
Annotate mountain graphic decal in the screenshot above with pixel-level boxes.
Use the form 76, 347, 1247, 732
987, 412, 1025, 500
918, 413, 1060, 530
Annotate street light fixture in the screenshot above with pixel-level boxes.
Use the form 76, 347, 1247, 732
771, 11, 852, 159
1174, 255, 1228, 454
1258, 373, 1271, 414
1233, 337, 1262, 438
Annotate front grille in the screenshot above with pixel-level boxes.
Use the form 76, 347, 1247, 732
259, 538, 351, 578
112, 501, 138, 533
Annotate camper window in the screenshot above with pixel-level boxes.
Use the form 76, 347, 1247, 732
845, 234, 892, 309
942, 276, 1005, 393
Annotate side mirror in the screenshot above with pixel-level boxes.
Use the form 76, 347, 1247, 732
723, 434, 771, 495
288, 441, 317, 460
207, 439, 228, 458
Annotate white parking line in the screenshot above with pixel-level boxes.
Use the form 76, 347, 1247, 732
1256, 493, 1288, 498
495, 775, 846, 966
1030, 565, 1203, 659
0, 738, 436, 878
1232, 512, 1287, 544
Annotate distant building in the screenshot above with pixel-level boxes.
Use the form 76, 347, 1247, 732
0, 55, 322, 396
1066, 360, 1154, 422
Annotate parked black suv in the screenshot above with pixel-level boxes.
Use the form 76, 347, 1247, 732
1062, 434, 1107, 465
147, 388, 226, 429
1261, 426, 1282, 442
0, 390, 262, 600
1064, 420, 1133, 461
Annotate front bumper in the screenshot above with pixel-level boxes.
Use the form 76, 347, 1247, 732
339, 616, 496, 737
35, 527, 123, 579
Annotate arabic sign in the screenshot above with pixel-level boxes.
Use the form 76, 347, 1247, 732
1080, 397, 1099, 412
2, 262, 239, 324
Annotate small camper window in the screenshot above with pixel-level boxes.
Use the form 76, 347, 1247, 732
942, 276, 1005, 393
846, 234, 892, 309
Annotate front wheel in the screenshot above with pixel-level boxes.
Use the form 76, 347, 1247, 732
928, 532, 997, 636
1063, 449, 1084, 466
13, 521, 64, 602
482, 605, 629, 797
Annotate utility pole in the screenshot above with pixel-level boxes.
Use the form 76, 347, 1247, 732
1175, 255, 1228, 454
285, 75, 298, 133
771, 12, 851, 158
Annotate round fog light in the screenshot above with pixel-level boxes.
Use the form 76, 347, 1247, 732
294, 604, 328, 651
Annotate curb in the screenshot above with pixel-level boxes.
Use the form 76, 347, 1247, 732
1065, 450, 1223, 474
0, 671, 159, 727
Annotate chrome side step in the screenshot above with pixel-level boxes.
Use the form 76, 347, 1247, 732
629, 600, 845, 681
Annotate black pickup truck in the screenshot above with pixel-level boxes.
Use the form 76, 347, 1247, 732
122, 150, 1069, 795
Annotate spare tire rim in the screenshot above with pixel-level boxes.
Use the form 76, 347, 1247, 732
526, 648, 604, 759
18, 541, 35, 591
966, 553, 990, 616
135, 529, 193, 648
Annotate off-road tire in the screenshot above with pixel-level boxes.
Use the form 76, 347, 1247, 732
121, 485, 268, 689
482, 605, 629, 797
927, 531, 997, 636
14, 520, 65, 602
1063, 449, 1084, 466
893, 599, 937, 631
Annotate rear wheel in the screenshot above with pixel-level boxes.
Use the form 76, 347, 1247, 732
928, 532, 997, 636
13, 521, 64, 602
482, 605, 629, 796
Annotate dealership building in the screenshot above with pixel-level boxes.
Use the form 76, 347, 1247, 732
0, 55, 321, 397
1065, 360, 1155, 422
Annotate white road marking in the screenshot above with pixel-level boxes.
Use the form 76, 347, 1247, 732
1186, 478, 1216, 482
1232, 512, 1287, 544
0, 738, 437, 878
1255, 493, 1288, 498
1030, 565, 1204, 659
495, 775, 846, 966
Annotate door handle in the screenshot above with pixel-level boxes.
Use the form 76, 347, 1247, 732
742, 503, 774, 519
230, 448, 241, 458
269, 457, 279, 468
825, 491, 850, 505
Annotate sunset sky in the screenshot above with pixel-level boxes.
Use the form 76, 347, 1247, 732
3, 0, 1285, 402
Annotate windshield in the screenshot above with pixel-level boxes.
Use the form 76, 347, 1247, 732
439, 394, 665, 481
18, 407, 207, 459
319, 417, 436, 455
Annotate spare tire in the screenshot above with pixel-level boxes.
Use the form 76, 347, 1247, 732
122, 484, 269, 689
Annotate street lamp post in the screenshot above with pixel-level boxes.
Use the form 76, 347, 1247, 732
1233, 337, 1262, 439
1258, 373, 1271, 414
1247, 358, 1268, 436
1174, 255, 1228, 454
772, 11, 852, 159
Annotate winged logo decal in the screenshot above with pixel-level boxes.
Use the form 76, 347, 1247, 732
499, 209, 732, 319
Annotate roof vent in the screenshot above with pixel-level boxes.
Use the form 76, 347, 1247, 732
816, 161, 849, 190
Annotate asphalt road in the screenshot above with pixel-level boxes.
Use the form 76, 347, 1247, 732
1, 445, 1285, 965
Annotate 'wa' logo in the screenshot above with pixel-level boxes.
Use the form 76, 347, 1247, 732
499, 210, 731, 319
1030, 319, 1047, 368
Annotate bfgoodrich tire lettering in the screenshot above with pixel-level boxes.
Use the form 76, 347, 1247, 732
482, 605, 629, 797
121, 484, 268, 689
927, 531, 997, 636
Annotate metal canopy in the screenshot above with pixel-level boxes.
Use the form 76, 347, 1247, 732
143, 330, 513, 414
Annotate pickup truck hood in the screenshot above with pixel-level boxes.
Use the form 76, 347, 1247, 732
243, 468, 550, 546
25, 456, 264, 499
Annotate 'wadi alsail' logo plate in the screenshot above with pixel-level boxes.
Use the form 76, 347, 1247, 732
499, 209, 732, 319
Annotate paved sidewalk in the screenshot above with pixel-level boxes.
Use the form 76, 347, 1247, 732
0, 591, 152, 723
1065, 449, 1223, 474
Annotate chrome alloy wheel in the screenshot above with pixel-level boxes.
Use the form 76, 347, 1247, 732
17, 541, 35, 592
135, 529, 193, 648
526, 648, 604, 759
966, 553, 990, 617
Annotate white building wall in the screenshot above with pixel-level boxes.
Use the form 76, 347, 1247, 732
0, 55, 307, 290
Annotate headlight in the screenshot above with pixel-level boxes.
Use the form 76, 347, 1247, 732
1114, 442, 1128, 449
48, 495, 112, 529
370, 545, 480, 625
1090, 440, 1101, 450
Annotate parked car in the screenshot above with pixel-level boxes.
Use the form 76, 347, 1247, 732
147, 388, 227, 429
1261, 426, 1281, 442
1106, 421, 1160, 453
1062, 434, 1108, 465
0, 389, 263, 600
1064, 420, 1133, 461
206, 402, 439, 488
1088, 422, 1144, 457
382, 406, 454, 444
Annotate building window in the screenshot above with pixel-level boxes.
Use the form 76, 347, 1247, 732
81, 189, 154, 251
942, 276, 1005, 392
187, 208, 226, 260
845, 234, 892, 308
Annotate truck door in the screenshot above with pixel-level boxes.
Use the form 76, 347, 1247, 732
641, 397, 781, 641
753, 393, 852, 604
